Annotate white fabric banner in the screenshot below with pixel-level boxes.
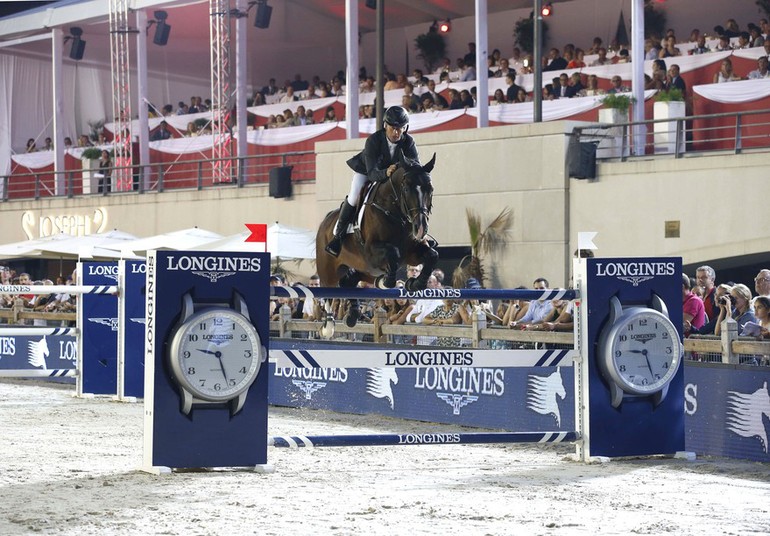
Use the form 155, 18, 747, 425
693, 78, 770, 103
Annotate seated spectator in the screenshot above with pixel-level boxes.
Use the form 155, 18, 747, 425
25, 138, 36, 153
251, 92, 266, 106
612, 49, 630, 64
265, 115, 278, 129
587, 36, 603, 55
580, 74, 604, 97
752, 296, 770, 340
723, 18, 741, 39
43, 137, 53, 151
150, 121, 172, 141
714, 35, 732, 52
360, 76, 375, 93
555, 73, 570, 98
667, 64, 687, 94
590, 47, 611, 66
323, 106, 338, 123
447, 88, 463, 110
607, 75, 631, 94
458, 59, 476, 82
749, 25, 765, 48
688, 28, 701, 43
565, 73, 585, 98
383, 72, 401, 90
421, 298, 464, 347
279, 87, 297, 103
459, 89, 475, 108
78, 134, 92, 147
495, 58, 516, 79
567, 48, 586, 69
402, 83, 421, 112
176, 101, 188, 115
513, 87, 530, 103
690, 34, 710, 55
714, 58, 740, 83
658, 36, 681, 58
531, 299, 574, 332
184, 121, 198, 137
542, 83, 556, 101
747, 56, 770, 79
543, 48, 568, 71
736, 31, 751, 50
644, 38, 659, 60
491, 88, 506, 105
510, 278, 553, 329
63, 137, 73, 148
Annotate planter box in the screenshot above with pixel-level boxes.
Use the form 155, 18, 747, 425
596, 108, 630, 159
653, 101, 686, 154
81, 158, 99, 194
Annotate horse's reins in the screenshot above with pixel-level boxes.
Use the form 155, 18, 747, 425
368, 168, 430, 232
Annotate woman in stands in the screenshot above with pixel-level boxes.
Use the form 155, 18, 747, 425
715, 284, 757, 336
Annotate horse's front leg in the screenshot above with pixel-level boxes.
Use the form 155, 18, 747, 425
405, 240, 438, 291
366, 241, 400, 289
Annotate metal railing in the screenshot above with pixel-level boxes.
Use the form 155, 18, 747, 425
1, 150, 315, 201
573, 107, 770, 161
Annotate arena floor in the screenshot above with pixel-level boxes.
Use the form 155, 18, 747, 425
1, 379, 769, 535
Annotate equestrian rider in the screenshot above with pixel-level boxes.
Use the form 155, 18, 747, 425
325, 105, 420, 257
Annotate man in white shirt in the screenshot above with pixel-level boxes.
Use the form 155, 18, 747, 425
510, 277, 554, 329
754, 269, 770, 298
748, 56, 770, 79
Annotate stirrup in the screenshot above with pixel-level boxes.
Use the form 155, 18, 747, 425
325, 237, 342, 257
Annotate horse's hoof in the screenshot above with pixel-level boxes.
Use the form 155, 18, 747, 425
345, 308, 360, 328
375, 275, 396, 289
405, 277, 426, 292
320, 316, 335, 339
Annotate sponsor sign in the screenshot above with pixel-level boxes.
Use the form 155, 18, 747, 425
79, 261, 119, 395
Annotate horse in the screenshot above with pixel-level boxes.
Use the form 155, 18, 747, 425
316, 154, 439, 328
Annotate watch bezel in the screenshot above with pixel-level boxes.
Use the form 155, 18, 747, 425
168, 307, 262, 403
601, 305, 682, 396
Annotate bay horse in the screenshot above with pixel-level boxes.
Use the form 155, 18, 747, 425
316, 154, 438, 327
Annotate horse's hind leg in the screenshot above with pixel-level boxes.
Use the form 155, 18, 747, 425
405, 241, 438, 291
337, 268, 362, 328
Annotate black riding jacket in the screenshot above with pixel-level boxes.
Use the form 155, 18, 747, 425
346, 129, 420, 183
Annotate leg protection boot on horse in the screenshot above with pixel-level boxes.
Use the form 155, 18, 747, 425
325, 198, 356, 257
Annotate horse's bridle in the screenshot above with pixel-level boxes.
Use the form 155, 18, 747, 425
369, 168, 431, 235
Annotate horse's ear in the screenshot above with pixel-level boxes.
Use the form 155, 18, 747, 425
422, 153, 437, 174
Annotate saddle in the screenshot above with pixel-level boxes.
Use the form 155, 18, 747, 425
347, 180, 382, 237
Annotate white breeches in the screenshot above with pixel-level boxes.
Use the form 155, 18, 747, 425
347, 172, 368, 206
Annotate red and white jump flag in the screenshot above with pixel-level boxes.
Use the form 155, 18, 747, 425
245, 223, 268, 252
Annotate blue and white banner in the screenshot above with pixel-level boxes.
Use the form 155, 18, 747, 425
79, 261, 119, 395
0, 333, 77, 376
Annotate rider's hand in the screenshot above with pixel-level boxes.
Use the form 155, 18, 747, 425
386, 164, 397, 178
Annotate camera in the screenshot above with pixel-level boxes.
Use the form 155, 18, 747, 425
719, 296, 731, 305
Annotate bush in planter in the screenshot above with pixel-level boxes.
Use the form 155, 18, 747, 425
654, 87, 684, 102
81, 147, 102, 160
601, 94, 635, 113
414, 30, 446, 73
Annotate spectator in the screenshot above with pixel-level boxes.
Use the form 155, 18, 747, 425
421, 297, 464, 347
25, 138, 36, 153
459, 89, 474, 108
504, 73, 524, 103
682, 273, 705, 337
752, 296, 770, 342
580, 74, 604, 97
754, 269, 770, 297
43, 137, 53, 151
607, 75, 631, 94
714, 284, 757, 336
97, 150, 111, 193
644, 38, 660, 61
184, 121, 198, 137
458, 59, 476, 82
510, 278, 553, 329
590, 47, 611, 66
323, 106, 338, 123
279, 86, 297, 103
612, 49, 630, 64
150, 121, 172, 141
495, 58, 516, 79
747, 56, 770, 79
565, 73, 585, 98
696, 265, 718, 323
690, 34, 710, 55
402, 83, 421, 112
667, 64, 687, 94
736, 31, 751, 50
542, 83, 556, 101
509, 46, 525, 73
176, 101, 188, 115
543, 48, 568, 71
714, 35, 732, 52
491, 88, 506, 105
463, 42, 476, 67
587, 36, 603, 55
422, 79, 447, 109
723, 19, 741, 39
658, 36, 681, 58
749, 25, 765, 48
556, 73, 570, 98
567, 48, 586, 69
63, 137, 73, 149
513, 87, 530, 103
261, 78, 279, 96
713, 58, 740, 83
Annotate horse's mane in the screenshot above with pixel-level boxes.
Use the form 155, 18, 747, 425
394, 161, 433, 192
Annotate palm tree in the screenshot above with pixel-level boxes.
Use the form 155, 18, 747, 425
452, 207, 513, 288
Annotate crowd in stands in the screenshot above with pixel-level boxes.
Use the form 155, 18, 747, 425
266, 261, 770, 365
0, 266, 77, 326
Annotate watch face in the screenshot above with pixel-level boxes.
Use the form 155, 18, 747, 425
605, 307, 682, 395
169, 308, 261, 402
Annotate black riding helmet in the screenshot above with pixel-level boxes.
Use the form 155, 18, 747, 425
383, 106, 409, 129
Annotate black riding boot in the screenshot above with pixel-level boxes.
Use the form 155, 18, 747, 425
325, 199, 356, 257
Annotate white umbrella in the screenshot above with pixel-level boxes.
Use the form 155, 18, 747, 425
0, 232, 73, 260
35, 230, 140, 259
110, 227, 223, 257
192, 223, 316, 260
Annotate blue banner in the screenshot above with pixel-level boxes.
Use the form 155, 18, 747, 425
123, 260, 146, 398
80, 261, 119, 395
0, 333, 77, 375
269, 342, 576, 433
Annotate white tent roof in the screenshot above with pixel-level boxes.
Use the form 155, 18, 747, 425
109, 227, 223, 257
191, 223, 316, 260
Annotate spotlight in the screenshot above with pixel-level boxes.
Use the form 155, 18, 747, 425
67, 27, 85, 60
254, 0, 272, 29
152, 11, 171, 46
438, 19, 451, 33
541, 2, 553, 17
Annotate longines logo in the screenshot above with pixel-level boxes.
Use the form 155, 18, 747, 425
631, 333, 656, 343
89, 317, 119, 331
396, 287, 462, 299
595, 261, 675, 286
385, 350, 473, 367
526, 369, 566, 426
726, 382, 770, 454
292, 380, 327, 399
166, 255, 262, 273
87, 265, 119, 282
193, 271, 235, 283
437, 393, 478, 415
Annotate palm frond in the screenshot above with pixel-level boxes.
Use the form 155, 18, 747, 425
465, 208, 482, 255
477, 207, 514, 257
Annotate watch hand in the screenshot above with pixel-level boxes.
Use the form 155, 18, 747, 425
197, 348, 222, 358
215, 354, 229, 382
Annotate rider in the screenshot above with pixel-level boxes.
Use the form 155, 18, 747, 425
324, 105, 420, 257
